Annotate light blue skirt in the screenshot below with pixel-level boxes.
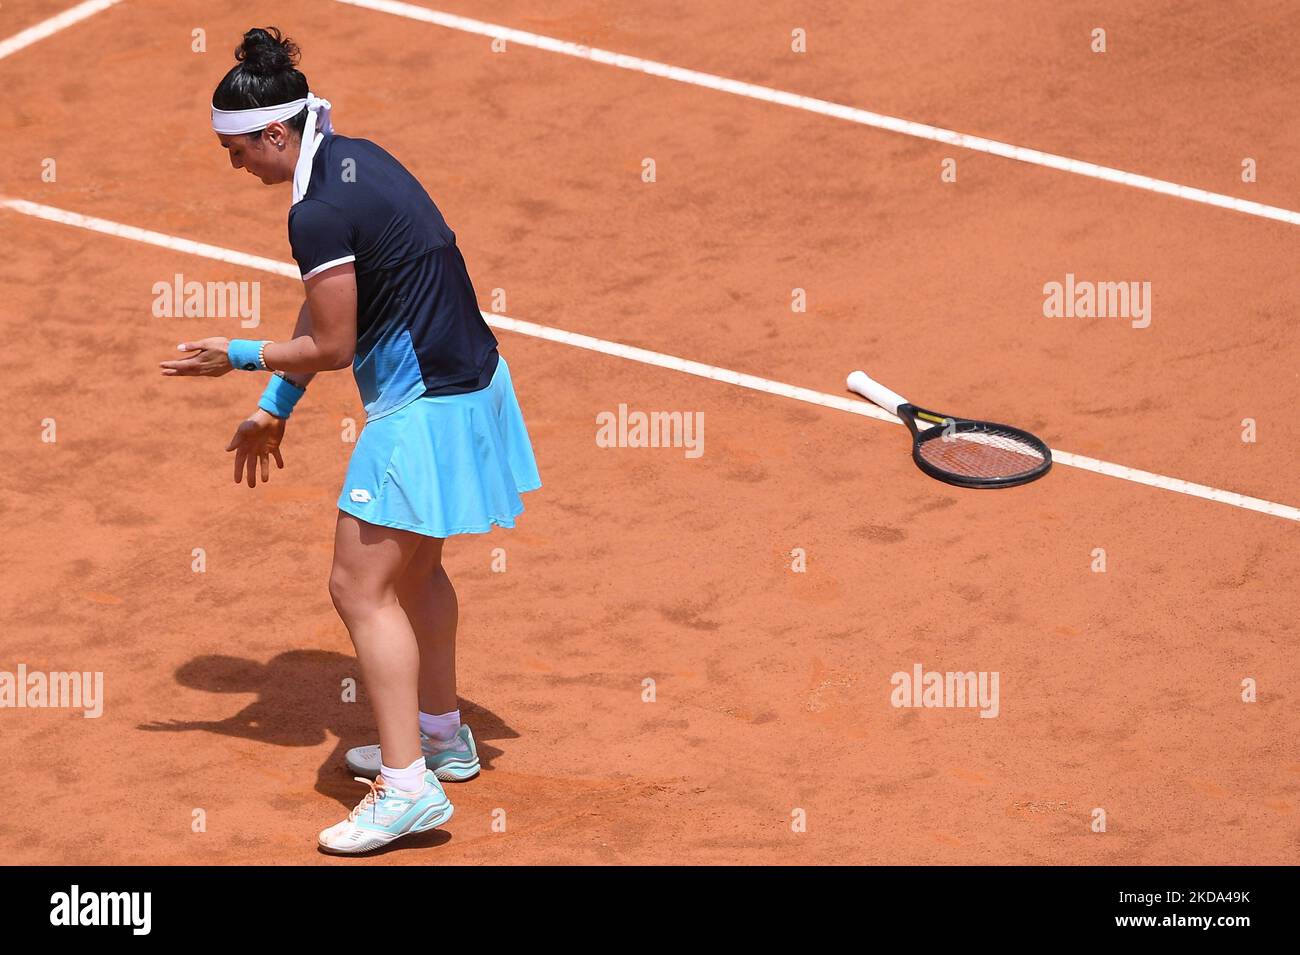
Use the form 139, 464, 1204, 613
337, 355, 541, 538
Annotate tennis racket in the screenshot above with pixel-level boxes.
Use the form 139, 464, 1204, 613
846, 371, 1051, 489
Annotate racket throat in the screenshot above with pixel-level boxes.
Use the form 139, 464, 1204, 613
898, 403, 949, 436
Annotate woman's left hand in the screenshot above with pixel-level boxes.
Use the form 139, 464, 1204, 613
160, 337, 233, 377
226, 409, 287, 488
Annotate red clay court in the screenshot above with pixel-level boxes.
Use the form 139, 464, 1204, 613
0, 0, 1296, 865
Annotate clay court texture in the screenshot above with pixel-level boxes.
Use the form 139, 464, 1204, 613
1, 0, 1296, 865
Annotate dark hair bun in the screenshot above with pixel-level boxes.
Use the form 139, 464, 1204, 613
212, 25, 309, 123
236, 27, 299, 77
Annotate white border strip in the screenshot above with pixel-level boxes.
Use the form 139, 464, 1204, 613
0, 0, 122, 62
3, 195, 1297, 523
303, 254, 357, 280
0, 198, 299, 277
334, 0, 1300, 228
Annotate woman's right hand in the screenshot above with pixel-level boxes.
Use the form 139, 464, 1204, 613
226, 409, 286, 488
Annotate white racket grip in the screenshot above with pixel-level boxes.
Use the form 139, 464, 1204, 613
846, 371, 909, 416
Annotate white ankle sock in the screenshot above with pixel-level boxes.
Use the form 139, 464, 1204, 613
419, 709, 461, 741
380, 756, 427, 794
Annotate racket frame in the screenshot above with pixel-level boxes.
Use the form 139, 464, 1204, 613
897, 403, 1053, 489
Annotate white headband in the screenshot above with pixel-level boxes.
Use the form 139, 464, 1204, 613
211, 92, 333, 136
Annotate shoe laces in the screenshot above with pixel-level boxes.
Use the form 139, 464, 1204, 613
347, 776, 391, 823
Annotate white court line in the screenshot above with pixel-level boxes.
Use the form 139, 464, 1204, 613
0, 0, 122, 62
335, 0, 1300, 228
3, 195, 1298, 523
1, 198, 300, 277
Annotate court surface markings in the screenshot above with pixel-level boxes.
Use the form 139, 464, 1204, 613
3, 196, 1297, 524
335, 0, 1300, 228
0, 0, 123, 62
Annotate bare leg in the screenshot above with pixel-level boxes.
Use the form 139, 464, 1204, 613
396, 535, 459, 717
329, 512, 425, 770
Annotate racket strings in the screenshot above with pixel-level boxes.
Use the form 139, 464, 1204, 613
916, 427, 1047, 480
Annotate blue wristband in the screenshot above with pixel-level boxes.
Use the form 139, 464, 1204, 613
228, 339, 268, 371
258, 374, 306, 420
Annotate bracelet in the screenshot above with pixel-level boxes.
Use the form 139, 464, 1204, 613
258, 372, 306, 420
228, 339, 270, 371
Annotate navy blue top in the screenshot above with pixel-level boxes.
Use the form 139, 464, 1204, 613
287, 134, 498, 419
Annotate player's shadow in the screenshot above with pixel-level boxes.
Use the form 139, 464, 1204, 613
137, 650, 518, 809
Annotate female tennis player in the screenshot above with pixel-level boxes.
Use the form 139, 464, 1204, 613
161, 27, 541, 854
